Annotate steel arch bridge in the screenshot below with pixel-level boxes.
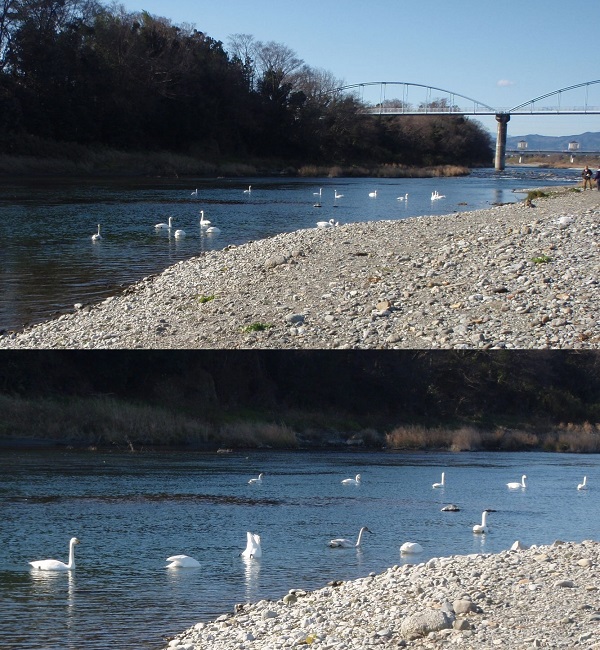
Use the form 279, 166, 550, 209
336, 80, 600, 168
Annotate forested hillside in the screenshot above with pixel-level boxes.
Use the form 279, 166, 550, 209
1, 351, 598, 450
0, 1, 492, 170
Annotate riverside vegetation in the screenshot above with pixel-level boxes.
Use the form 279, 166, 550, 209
0, 2, 491, 176
1, 350, 598, 452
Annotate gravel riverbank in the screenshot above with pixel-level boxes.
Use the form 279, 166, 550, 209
163, 540, 600, 650
2, 188, 599, 349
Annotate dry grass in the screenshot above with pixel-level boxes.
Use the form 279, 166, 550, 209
217, 421, 298, 448
385, 423, 600, 453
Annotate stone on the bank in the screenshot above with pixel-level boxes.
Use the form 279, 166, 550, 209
453, 598, 475, 614
265, 254, 288, 269
511, 540, 530, 551
400, 609, 454, 639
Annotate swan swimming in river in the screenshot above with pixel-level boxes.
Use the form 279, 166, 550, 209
155, 216, 173, 230
29, 537, 80, 571
400, 541, 423, 554
432, 472, 445, 488
91, 224, 102, 241
165, 554, 200, 568
241, 532, 262, 558
341, 473, 361, 485
174, 229, 186, 239
578, 476, 588, 490
329, 526, 372, 548
199, 211, 210, 228
248, 473, 264, 484
507, 475, 527, 489
473, 510, 490, 534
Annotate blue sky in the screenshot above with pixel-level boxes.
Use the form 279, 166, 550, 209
119, 0, 600, 138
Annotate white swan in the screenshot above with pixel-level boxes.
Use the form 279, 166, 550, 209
155, 216, 173, 230
577, 476, 588, 490
400, 541, 423, 554
91, 224, 102, 241
248, 473, 264, 484
431, 190, 445, 200
29, 537, 80, 571
241, 532, 261, 558
174, 229, 186, 239
397, 193, 408, 201
368, 190, 377, 198
473, 510, 489, 534
432, 472, 445, 488
507, 474, 527, 489
191, 189, 198, 196
316, 219, 338, 228
165, 554, 200, 568
199, 211, 211, 228
334, 190, 344, 199
243, 185, 252, 193
329, 526, 372, 548
341, 473, 361, 485
313, 188, 322, 196
206, 226, 221, 233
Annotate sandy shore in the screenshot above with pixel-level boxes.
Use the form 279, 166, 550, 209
1, 188, 599, 349
163, 540, 600, 649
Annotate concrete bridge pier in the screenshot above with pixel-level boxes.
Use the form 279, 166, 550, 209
494, 113, 510, 171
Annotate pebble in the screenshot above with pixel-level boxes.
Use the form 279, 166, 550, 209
1, 188, 599, 349
162, 540, 600, 650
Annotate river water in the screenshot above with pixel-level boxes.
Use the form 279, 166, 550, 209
0, 167, 580, 332
0, 449, 597, 649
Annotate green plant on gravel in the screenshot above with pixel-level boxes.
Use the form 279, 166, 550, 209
525, 190, 548, 202
242, 322, 273, 333
531, 254, 552, 264
197, 294, 215, 304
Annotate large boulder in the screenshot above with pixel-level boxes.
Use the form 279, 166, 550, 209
400, 609, 455, 639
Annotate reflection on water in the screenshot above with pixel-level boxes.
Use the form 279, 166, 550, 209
0, 168, 580, 331
242, 556, 261, 603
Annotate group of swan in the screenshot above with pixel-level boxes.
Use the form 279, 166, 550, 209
431, 190, 446, 200
200, 210, 220, 233
29, 532, 263, 572
154, 215, 185, 238
153, 211, 221, 239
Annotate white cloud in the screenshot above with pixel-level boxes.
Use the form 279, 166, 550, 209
497, 79, 516, 87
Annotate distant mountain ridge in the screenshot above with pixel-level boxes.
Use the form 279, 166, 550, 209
506, 131, 600, 151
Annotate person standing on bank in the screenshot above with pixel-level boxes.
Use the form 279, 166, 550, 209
594, 166, 600, 191
582, 165, 593, 189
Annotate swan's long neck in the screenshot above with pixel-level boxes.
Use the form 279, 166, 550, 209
521, 476, 527, 487
441, 473, 445, 485
481, 511, 487, 527
67, 540, 76, 569
355, 528, 366, 546
584, 476, 587, 485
